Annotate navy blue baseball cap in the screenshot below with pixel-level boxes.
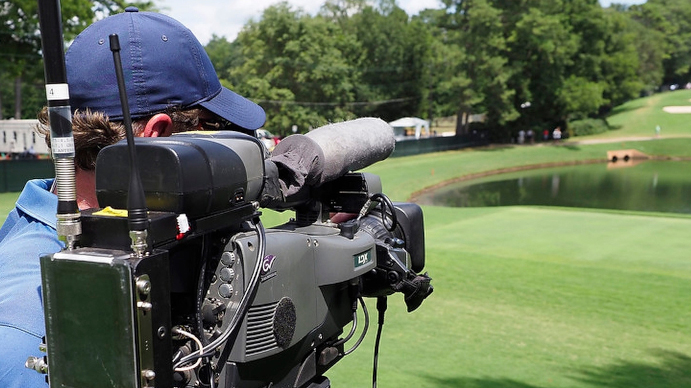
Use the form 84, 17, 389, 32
65, 7, 265, 130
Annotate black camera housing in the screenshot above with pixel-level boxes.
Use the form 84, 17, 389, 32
40, 131, 431, 388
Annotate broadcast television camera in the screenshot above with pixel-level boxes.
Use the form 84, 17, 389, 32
31, 118, 433, 388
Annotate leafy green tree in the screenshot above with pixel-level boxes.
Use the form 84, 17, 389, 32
227, 1, 432, 134
416, 10, 475, 127
340, 2, 430, 120
499, 0, 643, 129
319, 0, 369, 22
437, 0, 517, 138
1, 0, 43, 119
229, 2, 359, 135
557, 0, 641, 112
598, 8, 644, 108
630, 0, 691, 86
205, 35, 243, 82
505, 5, 577, 129
558, 76, 605, 120
620, 9, 665, 95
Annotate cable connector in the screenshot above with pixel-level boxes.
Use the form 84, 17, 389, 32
356, 199, 373, 222
130, 229, 148, 258
25, 356, 48, 374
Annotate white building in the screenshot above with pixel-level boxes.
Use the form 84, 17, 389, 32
0, 120, 50, 155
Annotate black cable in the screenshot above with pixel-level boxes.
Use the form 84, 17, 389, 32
372, 296, 387, 388
195, 236, 210, 346
342, 297, 369, 356
332, 311, 358, 347
370, 193, 397, 232
334, 279, 361, 347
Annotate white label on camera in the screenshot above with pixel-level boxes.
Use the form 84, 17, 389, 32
45, 83, 69, 100
51, 137, 75, 154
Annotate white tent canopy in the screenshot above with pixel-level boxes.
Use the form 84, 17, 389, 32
388, 117, 430, 139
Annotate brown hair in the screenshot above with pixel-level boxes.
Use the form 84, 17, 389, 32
37, 107, 203, 171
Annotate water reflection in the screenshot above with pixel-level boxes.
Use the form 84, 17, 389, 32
416, 161, 691, 214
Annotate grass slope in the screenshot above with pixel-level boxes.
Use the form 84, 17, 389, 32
596, 89, 691, 138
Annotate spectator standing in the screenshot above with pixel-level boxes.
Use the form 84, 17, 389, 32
553, 127, 562, 142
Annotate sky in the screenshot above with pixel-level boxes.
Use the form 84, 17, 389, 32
154, 0, 647, 45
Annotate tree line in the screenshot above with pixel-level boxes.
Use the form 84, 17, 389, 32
2, 0, 690, 141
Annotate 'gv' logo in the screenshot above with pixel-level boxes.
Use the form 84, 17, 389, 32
262, 255, 277, 274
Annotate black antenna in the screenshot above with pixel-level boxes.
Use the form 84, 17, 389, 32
109, 33, 150, 257
37, 0, 81, 249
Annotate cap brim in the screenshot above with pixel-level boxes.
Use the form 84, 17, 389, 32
199, 87, 266, 131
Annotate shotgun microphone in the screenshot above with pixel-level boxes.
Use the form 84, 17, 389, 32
270, 118, 395, 198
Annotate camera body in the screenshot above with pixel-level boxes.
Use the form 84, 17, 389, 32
39, 131, 431, 388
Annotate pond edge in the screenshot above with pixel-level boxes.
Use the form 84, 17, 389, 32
408, 155, 691, 203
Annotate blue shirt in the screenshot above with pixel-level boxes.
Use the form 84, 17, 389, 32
0, 179, 62, 388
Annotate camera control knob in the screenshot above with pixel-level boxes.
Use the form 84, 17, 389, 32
219, 284, 234, 298
221, 251, 237, 266
220, 268, 235, 282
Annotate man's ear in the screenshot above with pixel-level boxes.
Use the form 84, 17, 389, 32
140, 113, 173, 137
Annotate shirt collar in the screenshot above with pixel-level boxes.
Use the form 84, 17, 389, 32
15, 178, 58, 229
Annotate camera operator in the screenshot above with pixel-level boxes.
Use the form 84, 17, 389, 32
0, 8, 265, 388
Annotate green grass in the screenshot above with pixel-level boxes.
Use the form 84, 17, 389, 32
0, 192, 18, 224
327, 206, 691, 388
595, 89, 691, 138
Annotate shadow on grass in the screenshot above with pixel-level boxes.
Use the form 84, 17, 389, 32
557, 143, 581, 151
422, 375, 545, 388
572, 349, 691, 388
476, 144, 517, 152
610, 104, 644, 116
420, 350, 691, 388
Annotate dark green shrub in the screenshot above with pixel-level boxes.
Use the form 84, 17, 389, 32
568, 118, 609, 137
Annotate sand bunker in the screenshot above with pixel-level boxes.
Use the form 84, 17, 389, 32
663, 106, 691, 113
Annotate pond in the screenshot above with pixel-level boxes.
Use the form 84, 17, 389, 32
415, 160, 691, 214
